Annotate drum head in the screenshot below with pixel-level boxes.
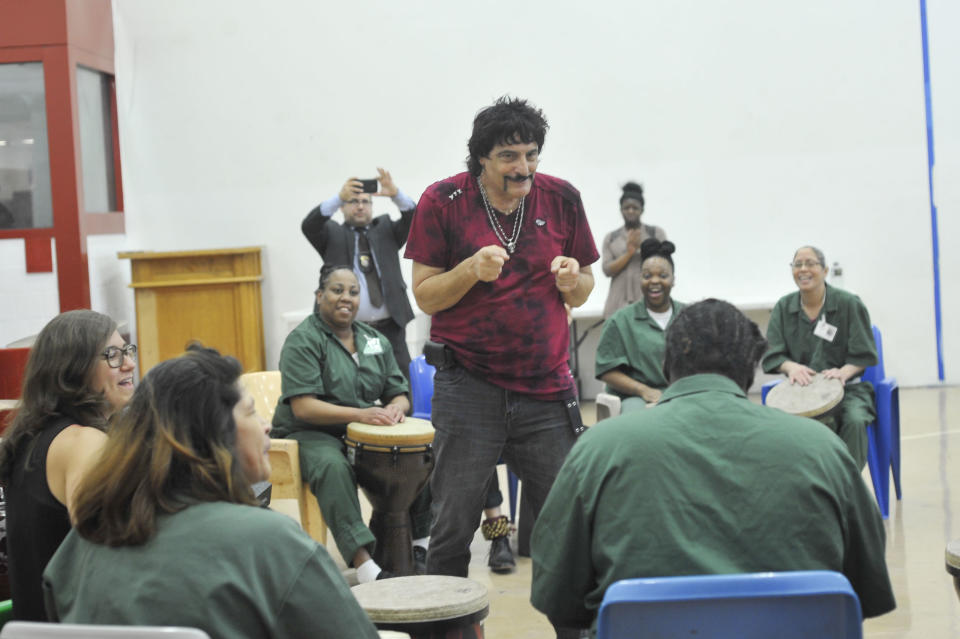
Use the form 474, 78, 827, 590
766, 373, 844, 418
347, 417, 435, 447
351, 575, 488, 624
946, 539, 960, 576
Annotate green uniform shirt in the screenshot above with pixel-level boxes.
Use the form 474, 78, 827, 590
762, 284, 877, 374
594, 299, 686, 397
273, 314, 408, 437
44, 501, 379, 639
530, 374, 895, 631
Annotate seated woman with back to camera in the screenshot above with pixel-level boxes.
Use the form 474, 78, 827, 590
43, 345, 379, 639
0, 310, 135, 621
595, 239, 685, 412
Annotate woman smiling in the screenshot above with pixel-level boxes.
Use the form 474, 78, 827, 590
43, 345, 378, 638
272, 265, 428, 583
595, 239, 684, 412
0, 310, 135, 620
762, 245, 878, 469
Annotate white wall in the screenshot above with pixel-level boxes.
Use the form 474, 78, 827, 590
0, 236, 135, 348
87, 234, 135, 339
89, 0, 959, 384
929, 0, 960, 383
0, 239, 59, 345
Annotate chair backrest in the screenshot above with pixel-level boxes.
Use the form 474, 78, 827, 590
267, 438, 303, 501
239, 371, 282, 422
860, 325, 885, 385
597, 571, 862, 639
594, 392, 622, 422
0, 622, 211, 638
266, 438, 327, 544
408, 355, 435, 419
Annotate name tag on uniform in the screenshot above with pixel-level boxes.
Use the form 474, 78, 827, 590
363, 336, 384, 355
814, 316, 837, 342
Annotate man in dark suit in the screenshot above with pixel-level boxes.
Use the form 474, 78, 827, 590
302, 168, 415, 377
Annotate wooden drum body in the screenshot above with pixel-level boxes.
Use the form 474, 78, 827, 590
352, 575, 489, 639
767, 373, 844, 425
345, 418, 435, 575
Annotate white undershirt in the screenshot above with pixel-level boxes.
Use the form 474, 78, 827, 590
648, 306, 673, 330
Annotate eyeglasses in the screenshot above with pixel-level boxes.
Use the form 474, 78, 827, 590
621, 204, 643, 212
345, 199, 371, 207
790, 260, 823, 270
101, 344, 137, 368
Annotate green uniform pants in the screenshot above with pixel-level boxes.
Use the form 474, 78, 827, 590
290, 429, 432, 566
833, 382, 875, 471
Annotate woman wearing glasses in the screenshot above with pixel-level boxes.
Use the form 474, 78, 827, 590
601, 182, 668, 319
762, 246, 878, 469
0, 310, 135, 620
43, 345, 378, 638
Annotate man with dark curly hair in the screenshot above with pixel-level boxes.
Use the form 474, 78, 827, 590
405, 96, 599, 578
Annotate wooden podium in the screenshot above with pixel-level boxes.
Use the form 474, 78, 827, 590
118, 247, 265, 375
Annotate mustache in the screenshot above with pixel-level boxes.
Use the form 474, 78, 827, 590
502, 174, 534, 191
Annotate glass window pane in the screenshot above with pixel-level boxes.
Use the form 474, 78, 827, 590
0, 62, 54, 229
77, 66, 117, 213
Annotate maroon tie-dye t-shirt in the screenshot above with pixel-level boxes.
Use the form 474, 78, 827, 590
405, 171, 599, 399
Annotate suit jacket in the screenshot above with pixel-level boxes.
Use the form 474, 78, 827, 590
302, 206, 415, 327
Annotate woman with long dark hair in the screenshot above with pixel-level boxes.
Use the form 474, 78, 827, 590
0, 310, 134, 621
43, 344, 378, 638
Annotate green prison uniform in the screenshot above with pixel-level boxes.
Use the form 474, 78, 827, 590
762, 283, 878, 469
43, 501, 379, 639
530, 374, 895, 634
594, 299, 686, 412
273, 313, 429, 564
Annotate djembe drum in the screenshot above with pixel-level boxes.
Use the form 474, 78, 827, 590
945, 539, 960, 601
352, 575, 489, 639
766, 373, 844, 425
344, 417, 435, 575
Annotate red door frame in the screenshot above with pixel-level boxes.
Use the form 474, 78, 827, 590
0, 0, 123, 311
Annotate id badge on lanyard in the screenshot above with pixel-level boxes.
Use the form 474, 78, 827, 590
814, 314, 837, 342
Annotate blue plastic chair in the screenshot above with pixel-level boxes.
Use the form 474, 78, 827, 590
408, 354, 520, 523
409, 354, 435, 420
761, 325, 901, 518
597, 571, 862, 639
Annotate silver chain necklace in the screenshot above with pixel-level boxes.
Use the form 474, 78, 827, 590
477, 178, 525, 254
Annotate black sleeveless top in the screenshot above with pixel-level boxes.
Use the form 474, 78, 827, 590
6, 416, 75, 621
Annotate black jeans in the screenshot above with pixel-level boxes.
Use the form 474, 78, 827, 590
425, 364, 577, 577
